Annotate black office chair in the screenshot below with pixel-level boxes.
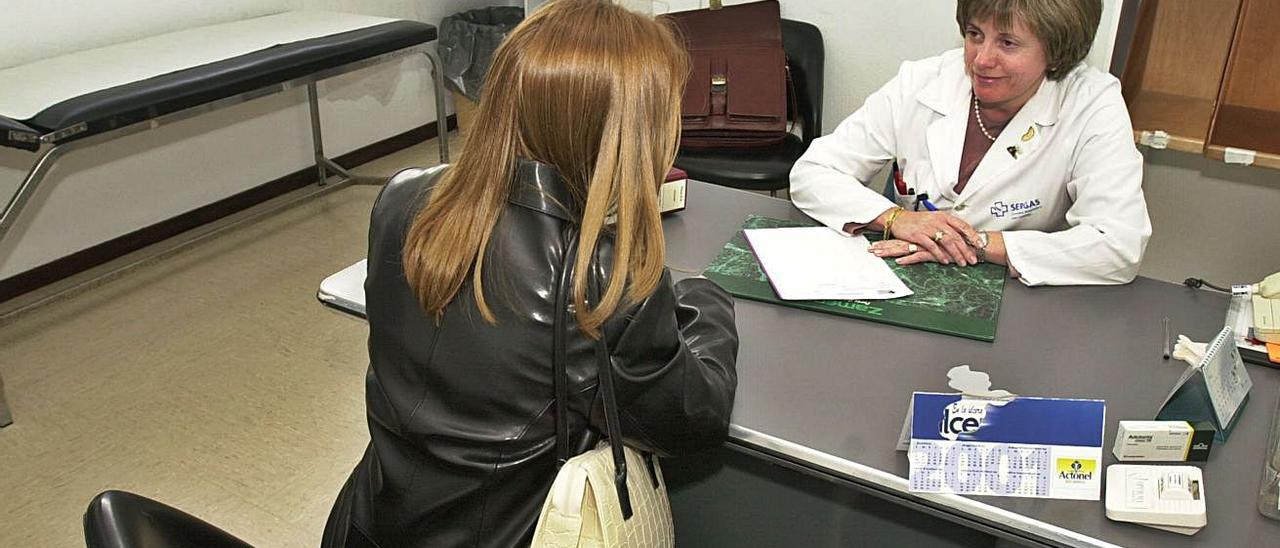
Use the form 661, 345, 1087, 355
674, 19, 824, 196
84, 490, 251, 548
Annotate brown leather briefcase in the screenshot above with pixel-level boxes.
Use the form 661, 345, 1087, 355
664, 0, 788, 149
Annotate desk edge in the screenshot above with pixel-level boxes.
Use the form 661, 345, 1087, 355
728, 425, 1121, 548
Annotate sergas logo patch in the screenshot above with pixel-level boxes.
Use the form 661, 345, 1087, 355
989, 199, 1042, 219
1056, 459, 1096, 482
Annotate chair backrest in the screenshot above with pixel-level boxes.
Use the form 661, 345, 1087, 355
781, 19, 824, 145
84, 490, 251, 548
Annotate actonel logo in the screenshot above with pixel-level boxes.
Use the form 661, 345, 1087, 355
989, 198, 1042, 219
1056, 459, 1096, 482
1193, 443, 1210, 450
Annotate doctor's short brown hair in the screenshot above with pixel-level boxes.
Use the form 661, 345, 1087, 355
956, 0, 1103, 81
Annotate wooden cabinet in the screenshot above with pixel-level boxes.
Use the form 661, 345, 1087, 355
1205, 0, 1280, 168
1120, 0, 1280, 169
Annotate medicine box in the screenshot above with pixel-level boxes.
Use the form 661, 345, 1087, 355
1112, 421, 1214, 462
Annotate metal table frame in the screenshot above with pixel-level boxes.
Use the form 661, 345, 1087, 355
0, 374, 10, 427
0, 44, 450, 256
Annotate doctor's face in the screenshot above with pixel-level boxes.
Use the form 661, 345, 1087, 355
963, 16, 1048, 114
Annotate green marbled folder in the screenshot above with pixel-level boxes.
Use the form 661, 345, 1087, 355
703, 215, 1007, 342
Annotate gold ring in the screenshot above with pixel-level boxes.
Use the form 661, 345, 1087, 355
907, 243, 919, 254
933, 230, 945, 243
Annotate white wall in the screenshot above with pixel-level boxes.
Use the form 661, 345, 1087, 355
0, 0, 509, 280
0, 1, 288, 70
1139, 152, 1280, 286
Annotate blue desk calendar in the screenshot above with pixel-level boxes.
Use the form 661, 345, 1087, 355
908, 393, 1106, 500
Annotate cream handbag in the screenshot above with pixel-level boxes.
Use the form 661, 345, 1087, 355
530, 442, 674, 547
531, 259, 675, 547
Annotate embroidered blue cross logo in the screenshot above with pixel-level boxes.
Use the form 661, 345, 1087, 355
990, 201, 1009, 218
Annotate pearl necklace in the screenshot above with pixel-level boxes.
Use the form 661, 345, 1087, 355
973, 94, 997, 142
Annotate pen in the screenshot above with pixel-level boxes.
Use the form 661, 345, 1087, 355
1162, 317, 1171, 360
892, 161, 909, 195
914, 192, 938, 212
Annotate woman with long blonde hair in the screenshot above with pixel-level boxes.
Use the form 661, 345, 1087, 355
322, 1, 739, 546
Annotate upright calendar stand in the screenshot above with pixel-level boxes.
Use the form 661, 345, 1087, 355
1157, 327, 1253, 443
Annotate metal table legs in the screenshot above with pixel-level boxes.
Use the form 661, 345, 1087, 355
0, 372, 12, 427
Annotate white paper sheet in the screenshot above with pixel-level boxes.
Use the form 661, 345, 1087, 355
743, 227, 912, 300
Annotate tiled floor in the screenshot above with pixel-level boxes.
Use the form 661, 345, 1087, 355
0, 134, 459, 547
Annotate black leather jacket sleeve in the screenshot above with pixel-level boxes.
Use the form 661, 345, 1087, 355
602, 273, 739, 457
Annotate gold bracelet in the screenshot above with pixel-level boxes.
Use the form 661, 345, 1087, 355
882, 207, 905, 240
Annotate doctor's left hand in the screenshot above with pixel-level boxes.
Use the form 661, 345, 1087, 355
870, 238, 948, 265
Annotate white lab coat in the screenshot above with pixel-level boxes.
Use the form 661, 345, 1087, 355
791, 49, 1151, 286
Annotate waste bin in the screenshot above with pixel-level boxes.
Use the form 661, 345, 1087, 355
438, 6, 524, 136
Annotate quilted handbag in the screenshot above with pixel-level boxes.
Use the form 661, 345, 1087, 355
531, 248, 675, 548
531, 442, 673, 547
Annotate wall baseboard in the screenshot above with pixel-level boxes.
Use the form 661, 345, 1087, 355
0, 116, 455, 305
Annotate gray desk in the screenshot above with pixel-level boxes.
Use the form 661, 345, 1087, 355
318, 181, 1280, 547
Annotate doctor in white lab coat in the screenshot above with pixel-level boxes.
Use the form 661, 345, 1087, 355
791, 0, 1150, 286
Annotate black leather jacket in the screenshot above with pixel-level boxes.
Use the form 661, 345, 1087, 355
322, 161, 739, 548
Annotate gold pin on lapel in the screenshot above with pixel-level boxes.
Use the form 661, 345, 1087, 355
1007, 145, 1021, 159
1021, 126, 1036, 142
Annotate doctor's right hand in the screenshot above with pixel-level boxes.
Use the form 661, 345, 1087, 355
871, 209, 981, 266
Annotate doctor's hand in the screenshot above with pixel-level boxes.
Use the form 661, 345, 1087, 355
871, 210, 980, 266
868, 238, 942, 264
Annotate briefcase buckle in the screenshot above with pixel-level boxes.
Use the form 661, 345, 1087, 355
711, 74, 727, 91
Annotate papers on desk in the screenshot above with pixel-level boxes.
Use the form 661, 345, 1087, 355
1227, 293, 1275, 366
702, 216, 1006, 341
743, 227, 912, 300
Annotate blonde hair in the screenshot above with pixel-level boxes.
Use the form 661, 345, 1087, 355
401, 0, 688, 338
957, 0, 1102, 81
